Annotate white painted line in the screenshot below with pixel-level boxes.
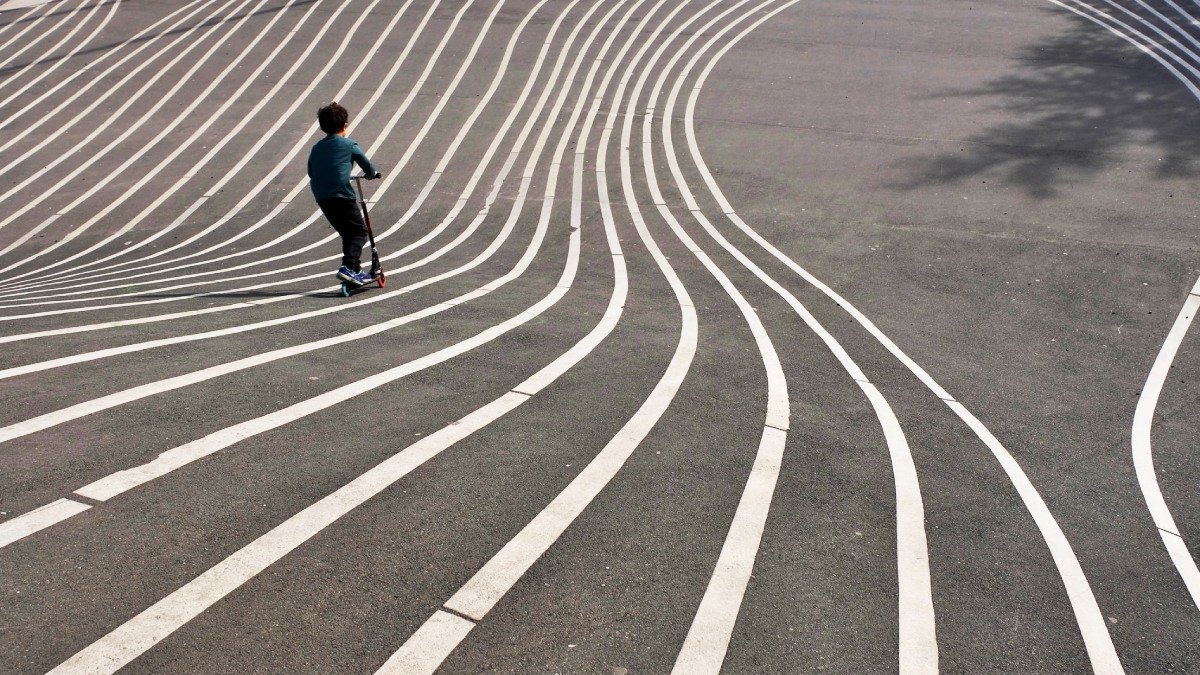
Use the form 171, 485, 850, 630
51, 0, 671, 669
0, 0, 268, 256
944, 399, 1120, 673
5, 0, 616, 542
860, 382, 937, 673
0, 0, 78, 71
672, 427, 786, 675
68, 222, 571, 499
0, 498, 91, 549
0, 0, 506, 311
45, 0, 639, 652
0, 0, 215, 144
0, 0, 250, 193
0, 0, 370, 270
1132, 293, 1200, 608
375, 611, 477, 675
0, 0, 613, 343
1093, 0, 1200, 65
0, 0, 116, 108
0, 0, 599, 352
1062, 0, 1200, 618
0, 0, 335, 275
1, 0, 527, 306
0, 0, 47, 24
660, 3, 935, 670
0, 0, 55, 10
49, 391, 529, 675
0, 0, 451, 297
684, 1, 1123, 670
396, 0, 710, 662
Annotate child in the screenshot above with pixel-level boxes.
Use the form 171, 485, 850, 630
308, 101, 382, 286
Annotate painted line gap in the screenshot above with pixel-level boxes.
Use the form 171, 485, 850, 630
69, 493, 104, 506
439, 605, 479, 624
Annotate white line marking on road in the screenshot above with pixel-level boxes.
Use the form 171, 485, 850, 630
390, 0, 720, 666
0, 0, 607, 372
46, 391, 531, 675
0, 0, 459, 300
0, 0, 250, 193
0, 0, 57, 11
0, 0, 78, 70
1054, 0, 1200, 617
47, 0, 665, 669
0, 0, 333, 275
0, 0, 116, 108
0, 0, 212, 151
0, 0, 373, 269
1132, 293, 1200, 608
658, 3, 934, 670
0, 0, 533, 309
0, 1, 48, 36
2, 0, 614, 543
44, 0, 631, 642
0, 498, 91, 548
672, 426, 787, 675
376, 611, 477, 674
684, 2, 1123, 670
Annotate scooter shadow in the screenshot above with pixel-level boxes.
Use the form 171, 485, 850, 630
129, 289, 340, 300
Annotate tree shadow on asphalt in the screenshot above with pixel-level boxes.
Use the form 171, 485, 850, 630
887, 6, 1200, 198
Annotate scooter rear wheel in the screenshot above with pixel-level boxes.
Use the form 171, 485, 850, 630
339, 283, 351, 297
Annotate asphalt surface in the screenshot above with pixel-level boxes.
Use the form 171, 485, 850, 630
0, 0, 1197, 672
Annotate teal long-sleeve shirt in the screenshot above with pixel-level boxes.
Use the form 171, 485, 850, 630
307, 134, 379, 201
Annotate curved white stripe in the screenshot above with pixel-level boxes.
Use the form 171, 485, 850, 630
0, 0, 612, 543
0, 0, 355, 262
0, 0, 497, 313
684, 1, 1125, 671
0, 2, 47, 45
0, 0, 527, 302
0, 0, 624, 349
0, 0, 80, 71
0, 0, 209, 138
0, 0, 458, 296
0, 0, 237, 169
0, 0, 582, 360
0, 0, 115, 106
387, 0, 744, 667
1053, 0, 1200, 618
0, 0, 333, 275
1132, 292, 1200, 608
654, 2, 935, 671
0, 0, 604, 333
0, 0, 266, 245
40, 0, 641, 662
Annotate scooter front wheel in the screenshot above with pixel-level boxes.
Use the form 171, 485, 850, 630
377, 270, 387, 287
339, 283, 351, 297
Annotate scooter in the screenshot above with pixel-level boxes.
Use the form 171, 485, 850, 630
340, 173, 386, 297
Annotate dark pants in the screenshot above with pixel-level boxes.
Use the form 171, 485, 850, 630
317, 197, 368, 272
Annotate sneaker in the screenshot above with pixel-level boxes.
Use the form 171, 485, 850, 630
336, 266, 366, 286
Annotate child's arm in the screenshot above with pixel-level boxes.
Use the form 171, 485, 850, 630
351, 141, 381, 179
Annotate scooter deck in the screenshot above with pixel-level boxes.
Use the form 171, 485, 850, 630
338, 270, 386, 297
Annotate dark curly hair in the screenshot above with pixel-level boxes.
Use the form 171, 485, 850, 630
317, 101, 349, 135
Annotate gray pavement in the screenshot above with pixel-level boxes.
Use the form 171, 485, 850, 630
0, 0, 1198, 672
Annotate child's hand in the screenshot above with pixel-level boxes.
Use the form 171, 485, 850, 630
370, 171, 382, 180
